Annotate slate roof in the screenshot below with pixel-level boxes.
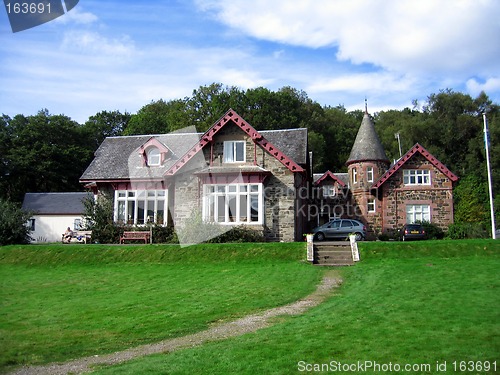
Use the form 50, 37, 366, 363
80, 126, 307, 181
313, 171, 349, 186
22, 192, 90, 215
346, 112, 389, 165
80, 133, 200, 181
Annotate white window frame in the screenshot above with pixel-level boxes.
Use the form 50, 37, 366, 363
203, 183, 263, 225
367, 166, 374, 182
403, 169, 431, 186
406, 204, 430, 224
367, 198, 376, 213
147, 148, 161, 166
114, 189, 168, 225
352, 168, 357, 184
322, 185, 336, 197
223, 141, 245, 163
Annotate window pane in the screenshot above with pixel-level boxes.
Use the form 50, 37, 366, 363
147, 201, 155, 222
223, 142, 233, 162
228, 195, 237, 222
228, 185, 237, 193
217, 196, 225, 222
128, 192, 135, 197
118, 192, 126, 198
239, 195, 248, 222
250, 185, 259, 192
118, 201, 125, 222
157, 190, 166, 197
235, 141, 245, 161
147, 191, 156, 197
157, 200, 165, 224
250, 195, 259, 222
127, 201, 135, 223
240, 185, 248, 192
217, 186, 226, 193
137, 200, 145, 224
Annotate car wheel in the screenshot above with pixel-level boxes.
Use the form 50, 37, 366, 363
354, 232, 363, 241
315, 232, 325, 241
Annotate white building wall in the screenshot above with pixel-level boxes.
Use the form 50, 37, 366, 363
30, 215, 83, 243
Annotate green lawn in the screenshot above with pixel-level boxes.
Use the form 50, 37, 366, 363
0, 242, 322, 373
87, 240, 500, 375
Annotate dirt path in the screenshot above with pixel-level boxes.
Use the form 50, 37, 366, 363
10, 270, 341, 375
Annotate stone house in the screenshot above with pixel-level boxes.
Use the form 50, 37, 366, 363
313, 109, 458, 238
80, 109, 309, 242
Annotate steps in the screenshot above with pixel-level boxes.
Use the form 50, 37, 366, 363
313, 241, 354, 266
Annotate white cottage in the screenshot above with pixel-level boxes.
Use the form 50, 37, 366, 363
22, 192, 91, 243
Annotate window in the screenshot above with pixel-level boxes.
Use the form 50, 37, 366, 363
341, 220, 353, 228
26, 219, 35, 231
224, 141, 245, 163
367, 167, 374, 182
403, 169, 430, 185
322, 185, 336, 197
203, 183, 262, 224
115, 190, 167, 225
74, 219, 82, 230
367, 199, 376, 213
147, 148, 161, 166
406, 204, 430, 223
352, 168, 357, 184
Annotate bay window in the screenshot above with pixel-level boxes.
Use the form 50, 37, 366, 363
115, 190, 167, 225
203, 183, 262, 224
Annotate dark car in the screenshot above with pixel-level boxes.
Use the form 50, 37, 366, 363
312, 219, 366, 241
399, 223, 426, 241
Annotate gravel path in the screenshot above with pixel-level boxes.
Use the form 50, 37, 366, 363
10, 270, 341, 375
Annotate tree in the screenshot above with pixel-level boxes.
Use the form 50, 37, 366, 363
83, 110, 131, 149
82, 195, 121, 244
124, 99, 191, 135
0, 199, 32, 245
2, 110, 93, 202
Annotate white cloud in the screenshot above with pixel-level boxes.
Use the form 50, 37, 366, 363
466, 77, 500, 95
53, 6, 98, 25
196, 0, 500, 77
61, 31, 136, 59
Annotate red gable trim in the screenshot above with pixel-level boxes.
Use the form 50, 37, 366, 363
164, 109, 304, 176
314, 170, 347, 187
371, 143, 459, 189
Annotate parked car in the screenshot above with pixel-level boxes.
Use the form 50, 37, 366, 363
313, 219, 366, 241
399, 223, 426, 241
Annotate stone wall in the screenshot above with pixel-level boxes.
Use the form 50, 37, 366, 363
379, 153, 454, 232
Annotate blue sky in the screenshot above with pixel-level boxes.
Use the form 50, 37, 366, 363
1, 0, 499, 124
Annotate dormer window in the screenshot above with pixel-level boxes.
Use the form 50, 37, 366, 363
147, 147, 161, 166
224, 141, 245, 163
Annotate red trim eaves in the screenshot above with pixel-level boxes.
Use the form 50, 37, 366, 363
314, 170, 347, 187
372, 143, 459, 189
164, 109, 304, 176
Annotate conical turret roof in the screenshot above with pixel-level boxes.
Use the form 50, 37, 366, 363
346, 111, 389, 165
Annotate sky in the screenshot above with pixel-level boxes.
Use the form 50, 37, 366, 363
1, 0, 499, 124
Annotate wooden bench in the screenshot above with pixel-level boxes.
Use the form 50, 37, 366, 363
120, 231, 151, 244
62, 230, 92, 244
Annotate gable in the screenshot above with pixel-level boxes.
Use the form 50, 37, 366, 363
372, 143, 458, 189
164, 109, 305, 176
314, 170, 347, 187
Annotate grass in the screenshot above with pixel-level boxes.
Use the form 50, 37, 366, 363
86, 240, 500, 375
0, 242, 322, 373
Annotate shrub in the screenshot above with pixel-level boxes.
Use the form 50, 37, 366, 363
82, 196, 122, 244
0, 199, 33, 245
447, 222, 488, 239
418, 221, 445, 240
209, 225, 265, 243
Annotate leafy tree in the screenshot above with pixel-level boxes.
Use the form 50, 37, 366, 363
124, 99, 191, 135
83, 110, 131, 149
0, 199, 32, 245
82, 195, 121, 244
453, 174, 489, 224
2, 110, 93, 202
